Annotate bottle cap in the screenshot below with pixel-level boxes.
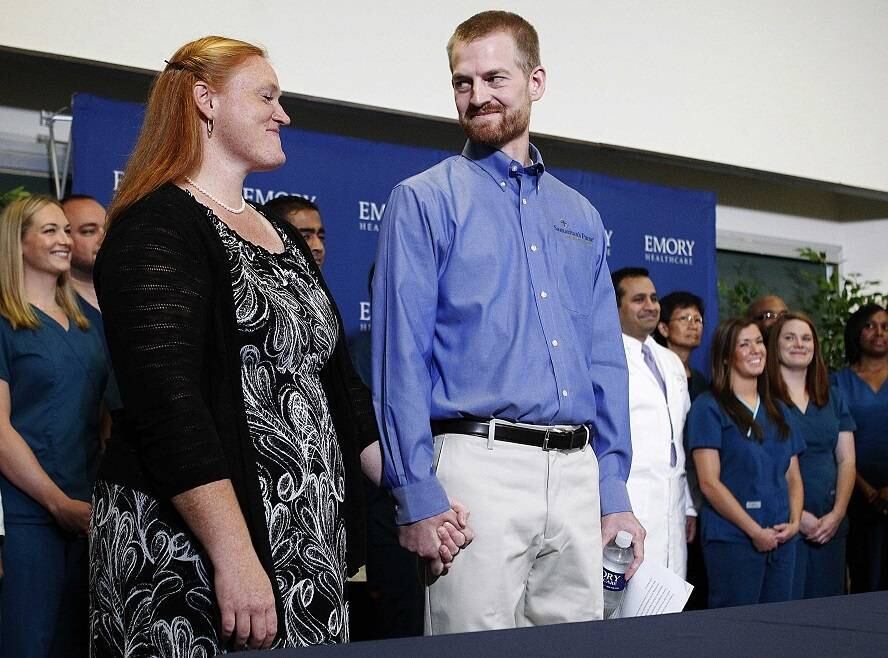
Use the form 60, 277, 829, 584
615, 530, 632, 549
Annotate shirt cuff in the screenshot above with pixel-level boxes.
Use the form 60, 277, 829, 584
599, 476, 632, 516
390, 476, 451, 525
686, 507, 698, 517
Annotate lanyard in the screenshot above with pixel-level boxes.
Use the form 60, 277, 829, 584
736, 394, 761, 438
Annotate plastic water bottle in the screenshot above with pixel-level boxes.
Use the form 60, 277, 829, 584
602, 530, 633, 619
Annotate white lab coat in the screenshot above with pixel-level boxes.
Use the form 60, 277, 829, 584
623, 334, 694, 578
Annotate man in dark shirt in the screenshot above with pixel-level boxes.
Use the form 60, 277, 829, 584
261, 195, 326, 268
747, 294, 788, 333
61, 195, 106, 310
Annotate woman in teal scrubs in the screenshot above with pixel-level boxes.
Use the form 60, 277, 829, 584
687, 318, 804, 607
831, 304, 888, 593
0, 195, 107, 657
767, 313, 855, 598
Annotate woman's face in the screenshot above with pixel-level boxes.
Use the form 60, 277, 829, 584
661, 305, 703, 349
20, 204, 72, 279
211, 56, 291, 173
859, 310, 888, 358
731, 323, 766, 380
777, 319, 815, 371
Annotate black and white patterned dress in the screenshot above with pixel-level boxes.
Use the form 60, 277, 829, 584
90, 205, 347, 656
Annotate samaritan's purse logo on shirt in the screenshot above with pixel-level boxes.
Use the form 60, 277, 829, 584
553, 218, 594, 245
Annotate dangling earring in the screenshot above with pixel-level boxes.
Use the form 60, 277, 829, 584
206, 118, 214, 138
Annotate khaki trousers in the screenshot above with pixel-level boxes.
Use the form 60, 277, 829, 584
425, 431, 603, 635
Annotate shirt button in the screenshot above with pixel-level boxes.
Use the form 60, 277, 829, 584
540, 291, 548, 299
551, 339, 559, 347
522, 198, 527, 205
511, 165, 518, 172
562, 389, 569, 397
530, 244, 538, 252
500, 181, 506, 187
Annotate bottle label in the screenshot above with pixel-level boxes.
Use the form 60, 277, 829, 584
602, 566, 626, 592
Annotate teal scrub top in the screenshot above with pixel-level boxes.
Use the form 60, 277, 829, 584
784, 387, 855, 517
831, 367, 888, 489
0, 308, 108, 523
687, 392, 806, 543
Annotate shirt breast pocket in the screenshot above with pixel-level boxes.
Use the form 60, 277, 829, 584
673, 372, 688, 393
11, 345, 58, 389
554, 235, 596, 316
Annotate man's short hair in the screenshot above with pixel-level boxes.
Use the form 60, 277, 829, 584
611, 267, 650, 305
745, 295, 786, 319
447, 10, 541, 76
61, 194, 100, 206
261, 195, 320, 220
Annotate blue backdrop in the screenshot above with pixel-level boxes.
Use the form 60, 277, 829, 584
71, 93, 717, 371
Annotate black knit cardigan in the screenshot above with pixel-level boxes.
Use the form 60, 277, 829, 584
94, 184, 377, 619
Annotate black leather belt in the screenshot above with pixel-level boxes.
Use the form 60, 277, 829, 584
431, 419, 589, 451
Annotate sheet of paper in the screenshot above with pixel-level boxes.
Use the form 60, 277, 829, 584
611, 560, 693, 618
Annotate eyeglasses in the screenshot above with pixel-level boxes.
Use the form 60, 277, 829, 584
755, 310, 787, 322
672, 314, 703, 326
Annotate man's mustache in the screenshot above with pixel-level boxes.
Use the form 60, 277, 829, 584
467, 102, 505, 118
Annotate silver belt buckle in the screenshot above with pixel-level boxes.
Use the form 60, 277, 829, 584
542, 427, 567, 451
542, 428, 552, 451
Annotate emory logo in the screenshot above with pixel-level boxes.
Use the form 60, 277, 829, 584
359, 300, 371, 332
644, 234, 695, 266
111, 171, 317, 206
602, 567, 626, 591
243, 188, 316, 204
358, 201, 385, 232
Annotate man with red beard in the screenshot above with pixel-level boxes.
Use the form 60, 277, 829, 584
372, 10, 643, 633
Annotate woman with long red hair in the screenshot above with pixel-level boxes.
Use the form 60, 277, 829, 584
86, 36, 462, 654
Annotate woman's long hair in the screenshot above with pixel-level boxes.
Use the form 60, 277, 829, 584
710, 317, 789, 440
766, 312, 829, 408
0, 195, 88, 330
844, 303, 887, 366
107, 36, 265, 223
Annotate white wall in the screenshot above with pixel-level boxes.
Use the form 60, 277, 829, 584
2, 1, 887, 193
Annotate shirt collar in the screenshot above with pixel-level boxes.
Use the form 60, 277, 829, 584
461, 140, 546, 189
622, 333, 656, 356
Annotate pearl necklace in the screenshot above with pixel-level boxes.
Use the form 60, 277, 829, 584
184, 176, 246, 214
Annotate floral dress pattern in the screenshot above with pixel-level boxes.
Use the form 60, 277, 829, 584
90, 205, 346, 656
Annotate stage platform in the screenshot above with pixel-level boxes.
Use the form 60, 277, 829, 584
244, 591, 887, 656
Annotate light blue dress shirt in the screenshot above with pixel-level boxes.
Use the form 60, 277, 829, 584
372, 141, 631, 524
